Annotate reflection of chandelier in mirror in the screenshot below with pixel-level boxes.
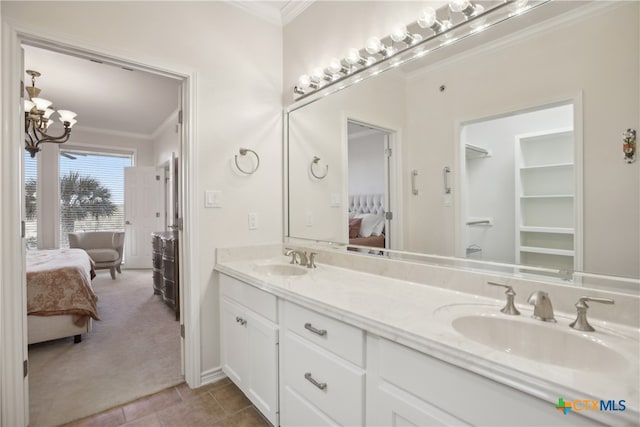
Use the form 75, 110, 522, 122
24, 70, 77, 158
294, 0, 541, 97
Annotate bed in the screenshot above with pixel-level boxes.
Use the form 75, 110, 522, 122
26, 248, 99, 344
348, 194, 386, 249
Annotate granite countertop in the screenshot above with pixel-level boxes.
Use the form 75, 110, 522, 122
215, 255, 640, 424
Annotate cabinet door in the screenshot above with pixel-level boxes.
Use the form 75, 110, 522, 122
246, 310, 279, 426
220, 298, 248, 386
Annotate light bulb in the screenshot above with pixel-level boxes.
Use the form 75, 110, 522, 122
449, 0, 471, 13
57, 110, 77, 122
390, 25, 408, 43
412, 34, 423, 45
328, 58, 347, 74
31, 97, 52, 111
418, 7, 437, 28
365, 37, 383, 55
311, 68, 325, 82
366, 56, 376, 66
298, 74, 311, 88
346, 48, 362, 65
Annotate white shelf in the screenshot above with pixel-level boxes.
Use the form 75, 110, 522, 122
520, 162, 573, 170
520, 194, 573, 199
520, 226, 574, 234
519, 246, 574, 257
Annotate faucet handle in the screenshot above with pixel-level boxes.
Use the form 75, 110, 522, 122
308, 252, 317, 268
570, 296, 615, 332
487, 281, 520, 315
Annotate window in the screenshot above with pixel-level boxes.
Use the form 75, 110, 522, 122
24, 151, 38, 249
59, 148, 133, 248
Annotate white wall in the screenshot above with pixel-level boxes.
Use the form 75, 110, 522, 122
348, 132, 385, 196
3, 1, 283, 377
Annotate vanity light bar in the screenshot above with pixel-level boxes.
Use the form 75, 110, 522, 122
293, 0, 544, 98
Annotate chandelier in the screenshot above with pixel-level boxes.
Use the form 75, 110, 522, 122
24, 70, 77, 157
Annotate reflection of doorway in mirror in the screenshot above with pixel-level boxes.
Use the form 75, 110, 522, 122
347, 121, 394, 250
459, 103, 580, 276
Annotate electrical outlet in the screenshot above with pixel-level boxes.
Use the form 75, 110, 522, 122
248, 212, 258, 230
330, 193, 341, 207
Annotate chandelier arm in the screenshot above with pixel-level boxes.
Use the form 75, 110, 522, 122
32, 124, 72, 146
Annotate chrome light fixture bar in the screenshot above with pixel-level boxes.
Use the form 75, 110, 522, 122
293, 0, 547, 99
24, 70, 77, 157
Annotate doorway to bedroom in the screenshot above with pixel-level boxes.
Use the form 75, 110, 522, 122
347, 120, 395, 250
23, 42, 186, 426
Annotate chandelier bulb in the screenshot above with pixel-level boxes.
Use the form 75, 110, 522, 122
365, 37, 383, 55
390, 25, 409, 43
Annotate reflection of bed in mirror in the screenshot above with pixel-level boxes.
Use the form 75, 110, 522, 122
348, 194, 385, 248
27, 249, 99, 344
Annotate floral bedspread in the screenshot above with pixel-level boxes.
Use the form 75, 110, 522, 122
27, 249, 100, 325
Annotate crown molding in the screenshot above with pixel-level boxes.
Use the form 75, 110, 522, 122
281, 0, 314, 25
225, 0, 314, 26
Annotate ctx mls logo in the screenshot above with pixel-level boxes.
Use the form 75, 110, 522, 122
555, 397, 626, 415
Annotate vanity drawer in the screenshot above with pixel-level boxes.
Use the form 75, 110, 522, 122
283, 301, 364, 366
283, 330, 364, 426
219, 273, 277, 322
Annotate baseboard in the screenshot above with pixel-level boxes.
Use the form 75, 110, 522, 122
200, 366, 227, 386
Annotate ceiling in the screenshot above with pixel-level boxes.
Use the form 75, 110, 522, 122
24, 45, 181, 138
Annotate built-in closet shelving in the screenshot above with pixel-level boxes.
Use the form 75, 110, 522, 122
515, 128, 575, 272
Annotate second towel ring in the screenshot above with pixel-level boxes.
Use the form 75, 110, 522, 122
235, 148, 260, 175
310, 156, 328, 179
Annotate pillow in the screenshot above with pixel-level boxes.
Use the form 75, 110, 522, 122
348, 218, 362, 238
372, 214, 385, 236
355, 213, 384, 238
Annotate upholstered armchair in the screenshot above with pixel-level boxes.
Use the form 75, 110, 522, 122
68, 231, 125, 280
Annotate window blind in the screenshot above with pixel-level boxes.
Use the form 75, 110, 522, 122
24, 151, 38, 249
59, 149, 133, 248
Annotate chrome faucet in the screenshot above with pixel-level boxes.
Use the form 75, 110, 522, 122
527, 291, 556, 322
569, 296, 615, 332
487, 282, 520, 315
285, 248, 316, 268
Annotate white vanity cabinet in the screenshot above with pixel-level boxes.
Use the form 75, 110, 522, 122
219, 274, 279, 425
279, 301, 366, 426
366, 335, 596, 426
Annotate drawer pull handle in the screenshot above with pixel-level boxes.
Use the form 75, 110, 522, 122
304, 323, 327, 336
304, 372, 327, 390
235, 316, 247, 326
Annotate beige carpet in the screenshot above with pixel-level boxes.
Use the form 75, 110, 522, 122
28, 269, 183, 427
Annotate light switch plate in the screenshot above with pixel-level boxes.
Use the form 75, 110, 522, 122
248, 212, 258, 230
306, 211, 314, 227
205, 190, 222, 208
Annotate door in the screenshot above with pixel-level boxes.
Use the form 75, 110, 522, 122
124, 166, 163, 268
246, 309, 279, 425
220, 298, 249, 385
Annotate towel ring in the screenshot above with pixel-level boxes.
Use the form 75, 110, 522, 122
235, 148, 260, 175
310, 156, 328, 179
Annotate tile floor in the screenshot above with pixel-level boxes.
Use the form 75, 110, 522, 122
63, 378, 271, 427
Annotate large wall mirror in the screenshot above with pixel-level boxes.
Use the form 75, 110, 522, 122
286, 1, 639, 294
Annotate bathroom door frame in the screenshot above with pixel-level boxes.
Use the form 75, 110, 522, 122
1, 22, 202, 425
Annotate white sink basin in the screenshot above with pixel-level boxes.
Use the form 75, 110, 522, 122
452, 315, 627, 373
253, 264, 308, 277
